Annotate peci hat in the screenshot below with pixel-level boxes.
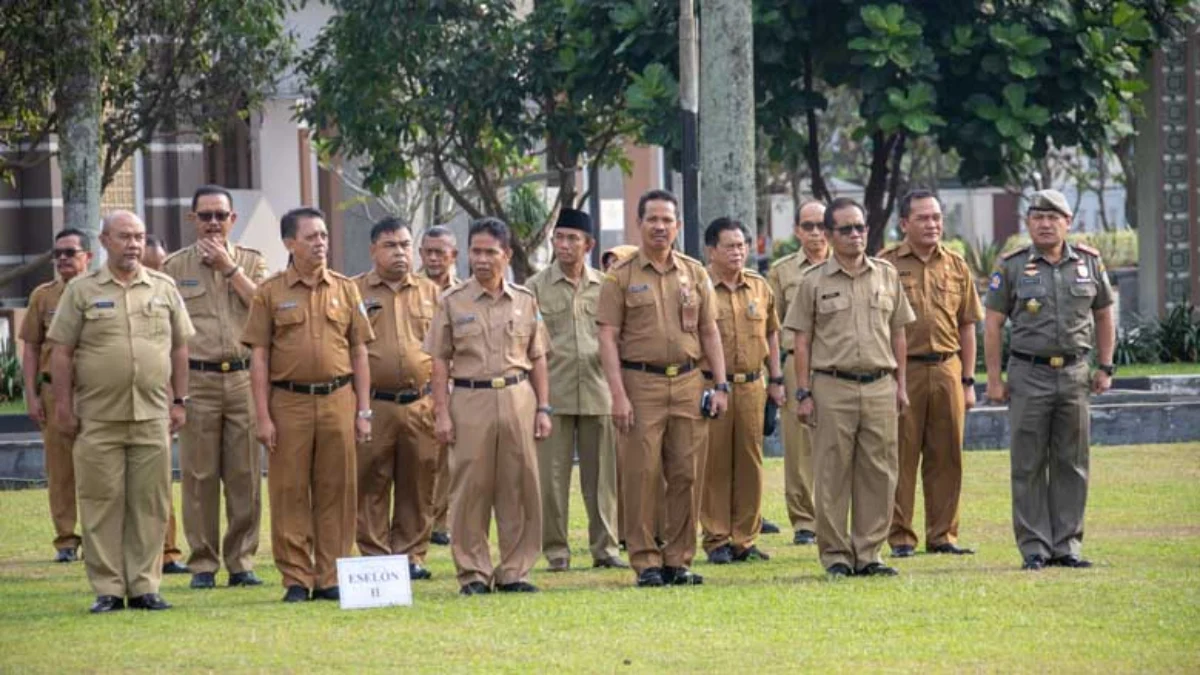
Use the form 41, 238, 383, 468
555, 208, 592, 235
1028, 189, 1072, 218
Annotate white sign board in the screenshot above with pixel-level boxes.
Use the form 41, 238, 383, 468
336, 555, 412, 610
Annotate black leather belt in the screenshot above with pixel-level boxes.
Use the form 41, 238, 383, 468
620, 360, 695, 378
271, 375, 353, 395
452, 372, 529, 390
908, 352, 956, 364
702, 370, 761, 384
189, 358, 250, 373
372, 386, 428, 405
814, 368, 891, 384
1009, 350, 1081, 369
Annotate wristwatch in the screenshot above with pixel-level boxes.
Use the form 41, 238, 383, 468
794, 388, 811, 403
172, 396, 190, 407
961, 376, 976, 386
224, 265, 241, 279
768, 376, 785, 386
537, 405, 554, 416
1097, 364, 1116, 376
714, 382, 731, 393
356, 409, 374, 420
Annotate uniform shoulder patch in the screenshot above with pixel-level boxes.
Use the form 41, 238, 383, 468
988, 271, 1003, 290
1000, 245, 1029, 261
1072, 242, 1100, 257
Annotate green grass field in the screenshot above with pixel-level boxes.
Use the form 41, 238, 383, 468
1, 444, 1198, 673
0, 399, 25, 415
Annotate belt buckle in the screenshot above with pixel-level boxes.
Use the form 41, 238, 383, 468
732, 373, 747, 384
665, 364, 680, 378
491, 377, 507, 389
1049, 356, 1065, 368
220, 361, 231, 372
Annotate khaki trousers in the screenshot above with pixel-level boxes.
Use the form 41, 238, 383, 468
163, 507, 183, 563
40, 387, 81, 551
811, 373, 899, 570
889, 356, 965, 549
1008, 359, 1090, 559
74, 418, 171, 597
538, 414, 620, 564
356, 395, 438, 563
782, 362, 816, 532
267, 385, 356, 590
619, 369, 706, 574
449, 382, 541, 587
180, 370, 261, 574
431, 441, 451, 534
701, 379, 766, 552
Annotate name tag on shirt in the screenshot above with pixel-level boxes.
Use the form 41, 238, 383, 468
92, 300, 115, 309
629, 283, 650, 293
454, 314, 477, 326
277, 301, 299, 311
820, 292, 840, 300
179, 279, 201, 287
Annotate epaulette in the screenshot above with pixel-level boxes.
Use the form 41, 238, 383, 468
441, 279, 469, 300
350, 271, 367, 283
509, 282, 535, 297
260, 270, 288, 285
608, 254, 635, 272
1072, 242, 1100, 257
1001, 245, 1030, 261
800, 260, 827, 276
146, 268, 177, 285
675, 251, 704, 267
770, 251, 800, 269
234, 244, 263, 256
870, 256, 896, 270
743, 268, 765, 281
327, 269, 352, 281
31, 279, 59, 294
162, 248, 186, 264
877, 244, 901, 258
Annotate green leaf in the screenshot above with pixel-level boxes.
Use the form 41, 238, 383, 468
1009, 58, 1038, 79
996, 117, 1023, 139
902, 112, 932, 133
861, 5, 889, 32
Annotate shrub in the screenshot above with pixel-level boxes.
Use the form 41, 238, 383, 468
1156, 304, 1200, 363
1114, 321, 1161, 366
0, 343, 21, 403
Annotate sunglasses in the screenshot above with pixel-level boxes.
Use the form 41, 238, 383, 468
196, 211, 232, 223
797, 221, 822, 232
834, 224, 867, 237
53, 248, 83, 259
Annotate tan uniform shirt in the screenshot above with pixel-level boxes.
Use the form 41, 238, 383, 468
879, 242, 983, 356
783, 256, 916, 372
420, 269, 460, 292
241, 266, 374, 382
596, 250, 717, 365
355, 270, 440, 390
984, 243, 1114, 356
20, 279, 65, 375
767, 250, 824, 348
702, 267, 779, 375
423, 277, 549, 379
163, 242, 269, 362
526, 263, 610, 415
46, 266, 195, 421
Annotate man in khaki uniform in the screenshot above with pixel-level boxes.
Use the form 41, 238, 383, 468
142, 235, 191, 575
597, 189, 729, 588
242, 207, 375, 603
767, 200, 829, 546
353, 217, 441, 581
881, 190, 984, 558
164, 185, 269, 589
21, 228, 93, 563
425, 217, 552, 595
48, 211, 194, 613
784, 198, 915, 577
527, 209, 625, 572
700, 217, 786, 565
419, 225, 460, 547
984, 190, 1115, 571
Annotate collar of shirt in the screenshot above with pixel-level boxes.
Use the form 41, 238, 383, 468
635, 249, 679, 274
466, 276, 514, 301
285, 264, 332, 288
893, 241, 945, 262
366, 269, 413, 291
548, 261, 602, 288
707, 265, 746, 291
823, 254, 877, 277
1028, 242, 1081, 264
96, 264, 151, 287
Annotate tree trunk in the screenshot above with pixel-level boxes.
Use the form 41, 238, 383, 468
699, 0, 756, 240
55, 0, 103, 267
1114, 134, 1136, 229
863, 131, 902, 255
0, 251, 52, 289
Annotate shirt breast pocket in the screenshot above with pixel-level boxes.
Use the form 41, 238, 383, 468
539, 297, 571, 334
870, 290, 895, 313
326, 304, 351, 332
273, 307, 307, 339
178, 284, 209, 317
1068, 282, 1097, 305
83, 306, 119, 339
1016, 283, 1047, 300
139, 300, 171, 339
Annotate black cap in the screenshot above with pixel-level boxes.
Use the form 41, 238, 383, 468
555, 208, 592, 235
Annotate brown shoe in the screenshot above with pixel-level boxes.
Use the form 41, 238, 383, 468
592, 556, 630, 569
547, 558, 570, 572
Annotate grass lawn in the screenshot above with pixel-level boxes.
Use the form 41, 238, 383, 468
974, 361, 1200, 381
0, 444, 1197, 673
0, 399, 25, 415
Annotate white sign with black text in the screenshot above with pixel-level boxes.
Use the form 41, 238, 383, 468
336, 555, 412, 610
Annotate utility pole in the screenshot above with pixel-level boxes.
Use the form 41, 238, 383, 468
700, 0, 756, 252
679, 0, 701, 258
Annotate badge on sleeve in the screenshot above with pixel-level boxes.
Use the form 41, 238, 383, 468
989, 272, 1003, 291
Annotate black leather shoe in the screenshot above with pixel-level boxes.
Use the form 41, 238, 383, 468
707, 544, 734, 565
282, 585, 310, 603
162, 561, 190, 575
733, 545, 771, 562
890, 545, 915, 558
430, 531, 451, 546
663, 566, 704, 586
459, 581, 491, 596
89, 595, 124, 613
856, 562, 899, 577
409, 564, 432, 580
929, 543, 976, 555
55, 547, 78, 563
497, 581, 539, 593
636, 567, 665, 588
1048, 555, 1093, 568
229, 571, 263, 587
592, 556, 630, 569
760, 519, 781, 534
1022, 554, 1047, 571
826, 563, 853, 578
312, 586, 340, 601
128, 593, 172, 610
190, 572, 216, 589
793, 529, 816, 545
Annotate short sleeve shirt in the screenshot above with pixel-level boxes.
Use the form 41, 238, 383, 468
423, 278, 549, 380
702, 267, 779, 375
783, 256, 916, 371
879, 242, 984, 356
767, 250, 824, 349
595, 250, 717, 365
241, 266, 374, 383
163, 242, 269, 362
19, 279, 65, 375
46, 266, 195, 421
526, 263, 610, 416
355, 270, 440, 390
983, 243, 1114, 356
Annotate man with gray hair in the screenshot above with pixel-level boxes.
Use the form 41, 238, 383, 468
419, 225, 460, 546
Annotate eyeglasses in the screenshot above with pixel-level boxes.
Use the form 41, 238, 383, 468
52, 248, 83, 259
196, 211, 231, 223
797, 221, 822, 232
834, 224, 867, 237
